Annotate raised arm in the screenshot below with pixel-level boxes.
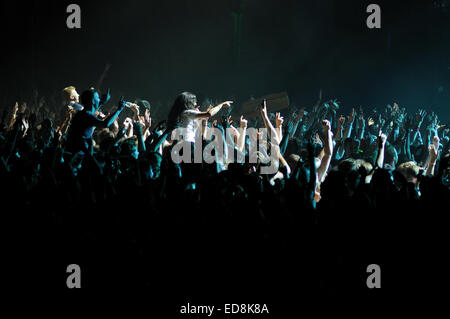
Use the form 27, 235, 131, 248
260, 99, 280, 145
275, 112, 284, 142
425, 136, 440, 176
133, 121, 146, 155
343, 108, 355, 139
334, 115, 345, 142
237, 115, 247, 153
193, 101, 233, 120
289, 108, 304, 139
357, 114, 366, 140
412, 109, 426, 145
375, 133, 387, 169
317, 120, 333, 183
96, 96, 126, 129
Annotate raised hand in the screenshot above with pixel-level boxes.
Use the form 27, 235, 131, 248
322, 119, 331, 132
431, 113, 439, 130
123, 117, 133, 130
227, 115, 233, 126
260, 99, 268, 116
329, 99, 340, 111
101, 88, 111, 105
275, 112, 284, 128
221, 101, 233, 109
337, 115, 346, 128
314, 133, 322, 146
240, 115, 248, 129
129, 103, 139, 116
432, 135, 440, 150
428, 143, 439, 162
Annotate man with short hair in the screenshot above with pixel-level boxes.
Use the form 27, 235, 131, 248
62, 86, 83, 113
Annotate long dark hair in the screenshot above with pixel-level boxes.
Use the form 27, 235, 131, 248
167, 92, 197, 129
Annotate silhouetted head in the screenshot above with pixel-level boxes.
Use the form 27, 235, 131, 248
80, 89, 101, 112
120, 137, 139, 159
146, 152, 163, 179
135, 98, 151, 116
397, 161, 420, 184
384, 144, 398, 168
338, 158, 358, 174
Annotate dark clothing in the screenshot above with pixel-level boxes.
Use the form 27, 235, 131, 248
65, 110, 104, 155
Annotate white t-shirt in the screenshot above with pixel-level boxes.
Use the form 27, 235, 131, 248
176, 109, 200, 143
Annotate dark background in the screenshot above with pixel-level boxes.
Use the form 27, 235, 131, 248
1, 0, 449, 118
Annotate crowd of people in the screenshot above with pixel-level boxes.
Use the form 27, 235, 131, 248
1, 85, 448, 301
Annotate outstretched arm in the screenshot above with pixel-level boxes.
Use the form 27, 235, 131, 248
193, 101, 233, 120
95, 95, 126, 129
